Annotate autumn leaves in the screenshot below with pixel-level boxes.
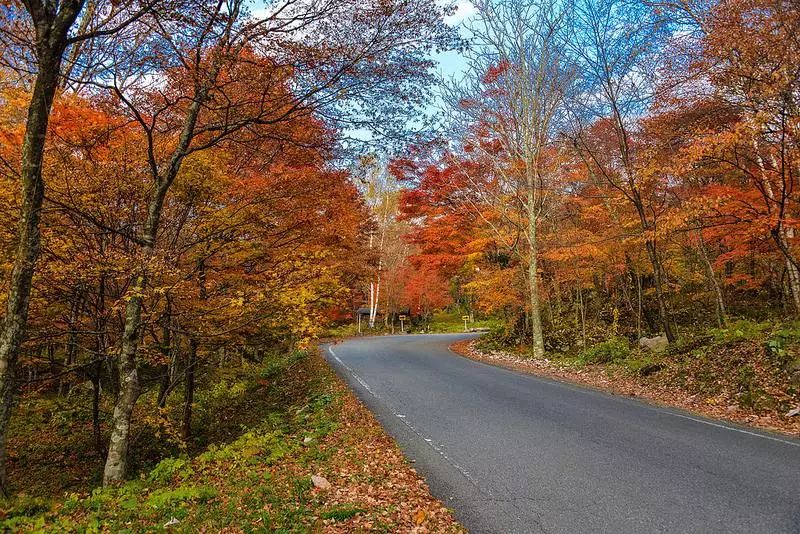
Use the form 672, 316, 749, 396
397, 0, 800, 353
0, 0, 457, 493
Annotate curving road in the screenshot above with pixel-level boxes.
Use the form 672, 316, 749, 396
324, 334, 800, 534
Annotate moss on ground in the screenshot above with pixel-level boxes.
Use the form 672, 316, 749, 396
0, 351, 462, 533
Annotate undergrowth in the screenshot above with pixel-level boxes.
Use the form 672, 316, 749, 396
0, 351, 338, 531
476, 319, 800, 416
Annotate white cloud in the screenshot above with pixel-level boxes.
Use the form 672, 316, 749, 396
445, 0, 477, 25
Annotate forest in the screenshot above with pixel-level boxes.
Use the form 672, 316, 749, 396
0, 0, 798, 530
364, 0, 800, 421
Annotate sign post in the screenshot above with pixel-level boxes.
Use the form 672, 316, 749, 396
462, 315, 470, 332
399, 314, 407, 333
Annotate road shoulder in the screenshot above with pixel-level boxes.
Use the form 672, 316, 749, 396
450, 338, 800, 439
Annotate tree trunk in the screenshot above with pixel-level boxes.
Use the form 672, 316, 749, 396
156, 299, 173, 409
636, 270, 643, 338
527, 189, 545, 358
182, 338, 197, 441
102, 274, 144, 486
772, 228, 800, 313
785, 257, 800, 313
644, 240, 676, 342
90, 363, 104, 456
0, 11, 80, 493
697, 230, 727, 327
576, 284, 586, 347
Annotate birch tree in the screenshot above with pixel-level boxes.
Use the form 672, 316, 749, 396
444, 0, 576, 357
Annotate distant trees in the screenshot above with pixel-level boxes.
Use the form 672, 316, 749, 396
399, 0, 800, 349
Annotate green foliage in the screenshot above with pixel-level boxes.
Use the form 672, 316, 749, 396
475, 325, 520, 352
543, 317, 609, 353
0, 349, 323, 532
321, 505, 365, 521
325, 322, 362, 338
710, 319, 771, 343
764, 323, 800, 362
147, 457, 193, 485
260, 350, 305, 381
624, 355, 664, 377
145, 485, 217, 509
424, 312, 501, 334
198, 429, 290, 467
2, 495, 50, 519
580, 337, 631, 364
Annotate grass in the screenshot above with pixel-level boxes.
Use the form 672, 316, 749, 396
579, 336, 631, 364
1, 350, 462, 533
419, 312, 502, 334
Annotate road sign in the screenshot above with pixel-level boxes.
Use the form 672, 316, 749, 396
399, 315, 407, 321
461, 315, 469, 321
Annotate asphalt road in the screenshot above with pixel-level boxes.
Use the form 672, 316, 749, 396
324, 334, 800, 534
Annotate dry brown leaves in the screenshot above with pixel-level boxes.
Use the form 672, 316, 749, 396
280, 352, 464, 533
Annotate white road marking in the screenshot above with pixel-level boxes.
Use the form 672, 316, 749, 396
656, 410, 800, 448
326, 345, 484, 492
445, 341, 800, 449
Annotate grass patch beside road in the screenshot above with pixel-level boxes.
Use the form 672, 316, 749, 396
1, 350, 462, 532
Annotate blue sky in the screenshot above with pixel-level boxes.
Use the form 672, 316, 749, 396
248, 0, 477, 147
437, 0, 476, 79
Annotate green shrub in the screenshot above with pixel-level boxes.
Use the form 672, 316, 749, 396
145, 485, 217, 509
321, 505, 365, 521
765, 323, 800, 362
710, 320, 770, 343
624, 356, 664, 376
580, 337, 630, 364
148, 457, 193, 484
3, 495, 50, 519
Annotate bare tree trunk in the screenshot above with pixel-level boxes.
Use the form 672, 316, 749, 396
60, 294, 81, 396
368, 277, 381, 328
697, 230, 727, 327
103, 273, 144, 486
90, 363, 104, 456
577, 284, 586, 347
644, 240, 676, 342
636, 270, 643, 339
156, 298, 172, 409
527, 191, 545, 358
785, 256, 800, 313
0, 4, 84, 495
773, 228, 800, 313
627, 189, 675, 343
182, 338, 197, 441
